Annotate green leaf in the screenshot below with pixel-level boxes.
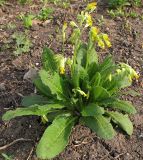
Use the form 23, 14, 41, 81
21, 95, 49, 107
111, 100, 137, 114
107, 111, 133, 135
99, 55, 114, 72
72, 65, 88, 88
2, 104, 64, 121
99, 55, 117, 85
81, 103, 104, 116
42, 47, 58, 72
87, 62, 98, 80
87, 46, 98, 66
92, 86, 110, 101
76, 43, 87, 68
36, 116, 76, 159
33, 77, 52, 97
70, 28, 81, 44
122, 90, 141, 97
39, 70, 69, 101
90, 72, 101, 86
106, 71, 132, 92
82, 115, 115, 139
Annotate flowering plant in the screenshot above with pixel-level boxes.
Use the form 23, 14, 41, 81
3, 3, 138, 159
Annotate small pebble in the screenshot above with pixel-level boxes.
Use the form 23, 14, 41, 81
0, 83, 6, 91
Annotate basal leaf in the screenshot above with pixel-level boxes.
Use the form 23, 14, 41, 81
76, 43, 87, 68
81, 103, 104, 116
92, 86, 110, 101
111, 100, 137, 114
2, 104, 64, 121
87, 62, 98, 80
99, 55, 117, 85
82, 115, 115, 139
33, 77, 52, 97
87, 46, 98, 66
107, 111, 133, 135
72, 65, 88, 88
90, 72, 101, 86
122, 90, 141, 97
21, 95, 49, 107
39, 70, 69, 101
105, 71, 132, 92
70, 28, 81, 44
99, 55, 114, 72
42, 47, 58, 72
36, 116, 76, 159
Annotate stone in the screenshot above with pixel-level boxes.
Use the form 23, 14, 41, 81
23, 68, 38, 82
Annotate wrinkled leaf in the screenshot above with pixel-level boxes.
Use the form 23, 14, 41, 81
76, 43, 87, 68
90, 72, 101, 86
93, 86, 110, 101
33, 77, 52, 97
72, 65, 88, 88
39, 70, 69, 101
21, 95, 49, 107
42, 47, 58, 72
81, 103, 104, 116
82, 115, 115, 139
87, 46, 98, 66
111, 100, 136, 114
122, 90, 141, 97
2, 104, 64, 121
107, 111, 133, 135
36, 116, 76, 159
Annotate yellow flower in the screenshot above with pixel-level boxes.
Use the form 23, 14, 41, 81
85, 13, 93, 27
70, 21, 78, 28
41, 115, 48, 124
90, 26, 99, 40
116, 69, 121, 74
132, 70, 139, 79
108, 74, 112, 81
128, 75, 132, 82
60, 67, 65, 75
77, 89, 88, 98
120, 63, 140, 80
106, 41, 112, 48
98, 39, 105, 49
59, 57, 67, 75
102, 34, 112, 48
86, 2, 97, 12
62, 22, 67, 31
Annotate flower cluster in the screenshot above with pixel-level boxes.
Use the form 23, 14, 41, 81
90, 27, 112, 49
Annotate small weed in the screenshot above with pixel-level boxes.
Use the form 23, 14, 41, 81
108, 0, 130, 9
7, 22, 16, 30
107, 8, 125, 18
132, 0, 142, 7
12, 32, 32, 56
97, 15, 105, 26
0, 0, 5, 6
140, 15, 143, 21
128, 11, 139, 18
37, 7, 54, 21
20, 14, 34, 28
108, 0, 142, 19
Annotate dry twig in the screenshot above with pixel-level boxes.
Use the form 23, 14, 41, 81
0, 138, 33, 150
26, 147, 34, 160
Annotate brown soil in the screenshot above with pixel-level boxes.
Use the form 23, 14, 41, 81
0, 0, 143, 160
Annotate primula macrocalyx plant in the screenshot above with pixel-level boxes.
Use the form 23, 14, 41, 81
3, 3, 139, 160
